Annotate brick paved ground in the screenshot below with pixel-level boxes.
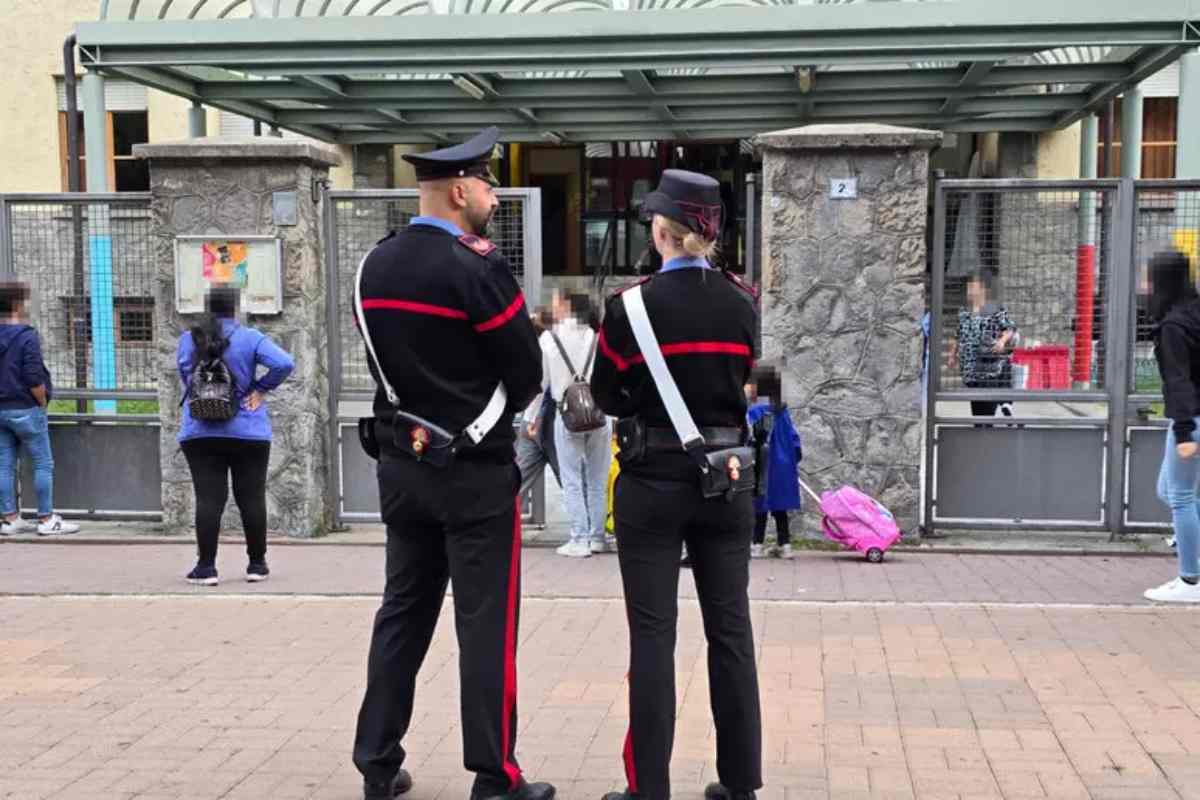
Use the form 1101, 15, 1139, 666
3, 545, 1200, 800
0, 543, 1180, 604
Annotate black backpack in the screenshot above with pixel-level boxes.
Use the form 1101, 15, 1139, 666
187, 331, 238, 422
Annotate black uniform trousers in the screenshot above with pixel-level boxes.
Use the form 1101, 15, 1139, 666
614, 470, 763, 800
353, 448, 525, 795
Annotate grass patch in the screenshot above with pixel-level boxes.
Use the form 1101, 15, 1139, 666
48, 399, 160, 416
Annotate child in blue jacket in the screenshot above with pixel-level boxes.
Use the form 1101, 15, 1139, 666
747, 367, 802, 558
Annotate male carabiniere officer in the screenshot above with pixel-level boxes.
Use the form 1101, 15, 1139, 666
351, 127, 553, 800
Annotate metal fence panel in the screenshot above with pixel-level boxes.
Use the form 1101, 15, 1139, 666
19, 418, 161, 517
0, 194, 155, 397
1125, 426, 1171, 527
328, 188, 542, 395
933, 424, 1106, 526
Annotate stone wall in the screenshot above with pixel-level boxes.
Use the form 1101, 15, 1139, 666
756, 124, 941, 536
136, 138, 339, 538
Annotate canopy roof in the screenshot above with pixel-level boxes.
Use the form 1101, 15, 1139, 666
78, 0, 1200, 144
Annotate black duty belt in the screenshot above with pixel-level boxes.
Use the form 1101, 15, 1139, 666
645, 425, 744, 451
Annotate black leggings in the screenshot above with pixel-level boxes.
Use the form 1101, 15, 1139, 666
753, 510, 790, 545
181, 438, 271, 565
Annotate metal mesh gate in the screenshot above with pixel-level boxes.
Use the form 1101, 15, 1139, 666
324, 188, 543, 524
927, 178, 1200, 536
0, 193, 160, 518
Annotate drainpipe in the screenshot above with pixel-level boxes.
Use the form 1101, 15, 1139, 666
63, 34, 82, 193
64, 33, 88, 412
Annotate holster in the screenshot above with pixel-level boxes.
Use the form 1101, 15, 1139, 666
691, 443, 757, 502
615, 417, 647, 465
389, 411, 461, 468
617, 417, 755, 501
358, 413, 462, 468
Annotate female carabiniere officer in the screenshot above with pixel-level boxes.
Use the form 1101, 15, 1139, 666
591, 170, 763, 800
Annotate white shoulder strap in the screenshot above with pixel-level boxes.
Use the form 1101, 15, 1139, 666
621, 284, 704, 450
354, 252, 399, 407
354, 247, 507, 445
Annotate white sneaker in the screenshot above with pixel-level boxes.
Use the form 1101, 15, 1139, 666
779, 543, 795, 559
1144, 577, 1200, 603
589, 539, 608, 554
0, 517, 32, 535
750, 543, 766, 559
37, 515, 79, 536
556, 540, 591, 558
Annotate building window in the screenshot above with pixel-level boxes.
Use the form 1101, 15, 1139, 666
56, 78, 150, 192
58, 111, 151, 192
1100, 96, 1177, 179
65, 297, 155, 346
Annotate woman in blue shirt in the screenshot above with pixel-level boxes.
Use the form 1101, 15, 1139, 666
177, 288, 294, 586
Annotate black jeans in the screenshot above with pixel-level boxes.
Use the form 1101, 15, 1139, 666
614, 471, 762, 800
354, 450, 525, 796
181, 437, 270, 565
753, 510, 790, 545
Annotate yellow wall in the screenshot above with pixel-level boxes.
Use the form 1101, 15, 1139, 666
0, 0, 234, 192
1036, 122, 1083, 179
0, 0, 97, 192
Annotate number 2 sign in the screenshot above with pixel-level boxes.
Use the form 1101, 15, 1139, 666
830, 178, 858, 199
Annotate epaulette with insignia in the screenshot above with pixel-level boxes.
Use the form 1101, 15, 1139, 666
609, 275, 654, 298
722, 270, 759, 299
456, 234, 497, 257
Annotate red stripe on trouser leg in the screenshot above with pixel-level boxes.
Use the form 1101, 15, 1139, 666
500, 500, 523, 789
623, 725, 638, 792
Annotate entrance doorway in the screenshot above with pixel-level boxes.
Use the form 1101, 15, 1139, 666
531, 173, 569, 275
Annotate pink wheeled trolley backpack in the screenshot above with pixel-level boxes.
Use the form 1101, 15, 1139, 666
799, 479, 902, 563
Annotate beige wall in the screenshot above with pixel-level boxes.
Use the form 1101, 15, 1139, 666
0, 0, 212, 192
1037, 122, 1083, 179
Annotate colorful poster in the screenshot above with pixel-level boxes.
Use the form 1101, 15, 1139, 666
201, 241, 249, 288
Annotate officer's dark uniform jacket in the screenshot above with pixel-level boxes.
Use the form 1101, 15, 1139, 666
359, 221, 542, 456
591, 266, 758, 481
352, 216, 543, 797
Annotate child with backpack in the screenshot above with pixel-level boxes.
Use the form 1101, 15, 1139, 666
747, 367, 802, 559
177, 287, 294, 586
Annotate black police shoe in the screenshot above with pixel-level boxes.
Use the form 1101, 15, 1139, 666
364, 769, 412, 800
704, 783, 756, 800
602, 792, 640, 800
471, 779, 556, 800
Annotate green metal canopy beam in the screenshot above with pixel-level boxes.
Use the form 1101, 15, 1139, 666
272, 92, 1090, 127
1056, 42, 1197, 127
96, 64, 339, 141
194, 63, 1138, 106
76, 1, 1199, 75
73, 0, 1200, 140
940, 61, 996, 115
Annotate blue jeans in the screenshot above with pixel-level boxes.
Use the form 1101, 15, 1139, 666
1158, 419, 1200, 580
554, 415, 612, 544
0, 406, 53, 517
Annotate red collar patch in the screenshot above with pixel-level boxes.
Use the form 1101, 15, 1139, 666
457, 234, 497, 257
723, 271, 759, 299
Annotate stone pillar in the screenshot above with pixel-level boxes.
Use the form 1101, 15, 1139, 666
754, 124, 942, 535
134, 138, 342, 538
